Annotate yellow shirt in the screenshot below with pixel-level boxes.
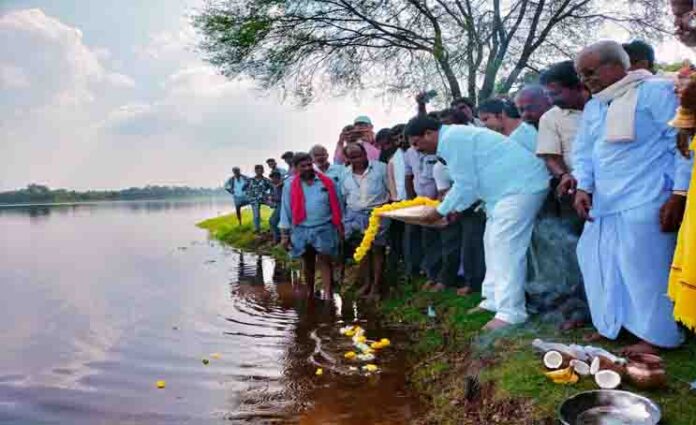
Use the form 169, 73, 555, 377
536, 106, 582, 170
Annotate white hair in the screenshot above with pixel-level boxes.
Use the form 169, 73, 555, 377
515, 84, 547, 102
575, 40, 630, 70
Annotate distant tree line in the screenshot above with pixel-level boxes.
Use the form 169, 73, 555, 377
0, 184, 227, 205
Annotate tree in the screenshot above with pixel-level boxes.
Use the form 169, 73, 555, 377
194, 0, 669, 103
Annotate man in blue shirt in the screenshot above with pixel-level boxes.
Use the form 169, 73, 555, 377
570, 40, 692, 354
511, 85, 553, 154
266, 158, 288, 179
406, 115, 550, 330
280, 153, 343, 300
310, 144, 347, 193
223, 167, 249, 225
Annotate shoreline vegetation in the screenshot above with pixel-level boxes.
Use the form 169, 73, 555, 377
0, 184, 227, 206
199, 209, 696, 424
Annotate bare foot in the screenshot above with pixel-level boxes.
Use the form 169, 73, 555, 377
467, 306, 488, 315
482, 318, 512, 331
356, 283, 371, 297
366, 290, 381, 303
619, 341, 660, 357
429, 282, 446, 292
456, 287, 473, 297
421, 280, 436, 291
583, 332, 608, 343
559, 319, 585, 332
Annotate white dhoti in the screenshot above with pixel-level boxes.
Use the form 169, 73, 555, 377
479, 191, 547, 324
577, 199, 683, 348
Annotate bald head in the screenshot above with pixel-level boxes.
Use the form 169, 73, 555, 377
515, 85, 552, 128
575, 40, 630, 94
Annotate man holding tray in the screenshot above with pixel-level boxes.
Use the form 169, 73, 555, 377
405, 116, 550, 330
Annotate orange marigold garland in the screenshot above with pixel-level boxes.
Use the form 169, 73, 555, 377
352, 196, 440, 262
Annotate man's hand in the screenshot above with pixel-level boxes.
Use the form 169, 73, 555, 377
677, 129, 693, 159
556, 173, 577, 198
446, 211, 463, 223
423, 207, 444, 224
660, 194, 687, 233
573, 189, 593, 222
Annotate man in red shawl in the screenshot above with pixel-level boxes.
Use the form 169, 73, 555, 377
279, 152, 344, 300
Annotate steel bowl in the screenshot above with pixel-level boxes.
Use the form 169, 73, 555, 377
559, 390, 661, 425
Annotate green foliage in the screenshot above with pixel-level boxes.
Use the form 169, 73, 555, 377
193, 0, 670, 102
0, 184, 226, 205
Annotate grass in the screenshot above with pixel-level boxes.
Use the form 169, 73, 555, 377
198, 212, 696, 424
197, 206, 272, 250
197, 206, 293, 262
382, 279, 696, 424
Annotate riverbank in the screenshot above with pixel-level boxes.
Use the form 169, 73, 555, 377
199, 212, 696, 424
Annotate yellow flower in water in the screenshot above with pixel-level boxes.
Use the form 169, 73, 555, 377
355, 335, 367, 344
344, 351, 357, 360
345, 329, 356, 337
156, 380, 166, 389
379, 338, 391, 347
210, 352, 221, 359
315, 368, 323, 376
362, 364, 379, 373
370, 341, 382, 350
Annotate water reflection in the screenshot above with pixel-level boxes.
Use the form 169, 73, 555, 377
0, 200, 418, 424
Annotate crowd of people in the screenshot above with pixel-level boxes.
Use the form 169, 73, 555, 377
224, 0, 696, 357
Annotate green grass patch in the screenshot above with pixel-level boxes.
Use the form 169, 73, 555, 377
197, 206, 271, 250
381, 278, 696, 424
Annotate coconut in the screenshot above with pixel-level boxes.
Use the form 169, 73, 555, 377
543, 350, 565, 370
590, 355, 625, 376
595, 369, 622, 389
570, 359, 591, 376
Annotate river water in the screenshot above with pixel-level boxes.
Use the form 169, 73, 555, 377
0, 200, 419, 424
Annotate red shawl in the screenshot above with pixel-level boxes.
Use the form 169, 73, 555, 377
291, 172, 343, 233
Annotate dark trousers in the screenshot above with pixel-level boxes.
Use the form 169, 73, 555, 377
439, 219, 463, 287
460, 208, 486, 291
269, 206, 281, 242
404, 224, 440, 280
386, 220, 405, 274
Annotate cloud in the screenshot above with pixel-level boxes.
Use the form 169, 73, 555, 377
134, 20, 198, 67
0, 64, 29, 89
0, 6, 412, 191
0, 8, 133, 108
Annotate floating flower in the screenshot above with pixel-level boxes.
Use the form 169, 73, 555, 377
156, 380, 166, 389
210, 352, 221, 359
344, 351, 357, 360
379, 338, 391, 347
362, 364, 379, 373
357, 353, 376, 361
315, 368, 324, 376
353, 197, 440, 262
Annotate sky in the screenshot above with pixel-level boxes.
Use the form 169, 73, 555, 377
1, 1, 695, 191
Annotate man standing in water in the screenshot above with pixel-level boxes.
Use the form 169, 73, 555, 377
280, 153, 343, 300
342, 143, 390, 299
224, 167, 249, 225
